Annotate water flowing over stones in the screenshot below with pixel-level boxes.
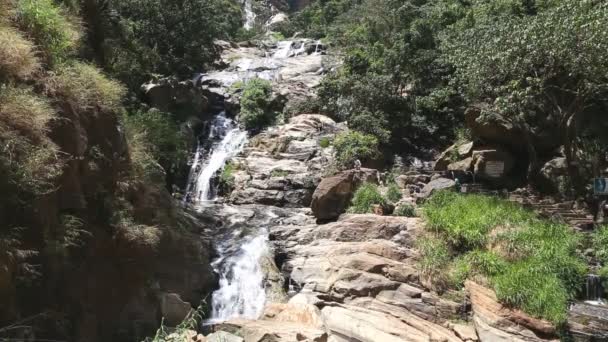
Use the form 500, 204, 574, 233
210, 230, 269, 321
186, 112, 247, 202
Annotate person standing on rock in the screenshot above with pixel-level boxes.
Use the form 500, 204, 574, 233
354, 159, 361, 170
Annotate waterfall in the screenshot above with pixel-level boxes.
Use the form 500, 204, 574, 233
185, 112, 247, 202
209, 230, 269, 322
242, 0, 256, 30
273, 41, 293, 59
585, 274, 605, 305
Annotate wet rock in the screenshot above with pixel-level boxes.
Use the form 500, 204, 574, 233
160, 293, 192, 326
568, 302, 608, 341
311, 168, 378, 220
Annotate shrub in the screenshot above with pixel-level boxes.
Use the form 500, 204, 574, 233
47, 62, 125, 114
123, 110, 188, 173
15, 0, 80, 64
319, 137, 331, 148
239, 78, 277, 130
333, 131, 379, 169
593, 225, 608, 263
120, 114, 163, 181
393, 204, 416, 217
219, 162, 235, 191
0, 25, 40, 80
386, 182, 402, 203
348, 182, 386, 214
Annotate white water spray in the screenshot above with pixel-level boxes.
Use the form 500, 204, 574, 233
210, 230, 269, 321
186, 112, 247, 202
242, 0, 256, 30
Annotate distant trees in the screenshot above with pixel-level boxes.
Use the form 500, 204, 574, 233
298, 0, 608, 194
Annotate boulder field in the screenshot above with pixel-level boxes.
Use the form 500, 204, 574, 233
191, 114, 563, 342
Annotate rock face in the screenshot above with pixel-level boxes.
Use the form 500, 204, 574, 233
160, 293, 192, 326
267, 214, 469, 341
466, 281, 557, 341
311, 168, 379, 220
229, 114, 344, 207
420, 178, 456, 199
568, 303, 608, 341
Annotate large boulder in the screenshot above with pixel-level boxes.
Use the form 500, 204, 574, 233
435, 141, 475, 171
471, 147, 515, 182
465, 107, 524, 149
538, 157, 568, 193
465, 281, 557, 341
311, 169, 378, 220
419, 178, 456, 199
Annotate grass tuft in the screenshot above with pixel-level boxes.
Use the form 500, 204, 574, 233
348, 182, 386, 214
421, 191, 586, 324
0, 25, 40, 80
47, 62, 126, 114
15, 0, 80, 64
0, 86, 63, 194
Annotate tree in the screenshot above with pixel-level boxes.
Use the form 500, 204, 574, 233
445, 0, 608, 193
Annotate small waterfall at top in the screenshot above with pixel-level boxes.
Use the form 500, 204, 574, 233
584, 274, 605, 305
242, 0, 256, 30
185, 112, 247, 202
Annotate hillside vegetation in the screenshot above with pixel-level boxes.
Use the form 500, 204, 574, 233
279, 0, 608, 194
0, 0, 240, 340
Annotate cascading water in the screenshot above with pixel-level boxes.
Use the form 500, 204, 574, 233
187, 36, 326, 325
185, 112, 247, 202
242, 0, 256, 30
585, 274, 605, 305
209, 230, 269, 321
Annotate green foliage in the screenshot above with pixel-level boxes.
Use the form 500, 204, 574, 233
47, 62, 125, 114
15, 0, 80, 65
593, 225, 608, 264
239, 78, 277, 130
422, 191, 586, 324
348, 182, 386, 214
423, 191, 532, 249
270, 169, 289, 178
386, 182, 402, 203
120, 114, 163, 181
393, 204, 416, 217
493, 262, 569, 325
106, 0, 242, 88
123, 110, 188, 173
417, 234, 451, 281
333, 131, 379, 169
319, 137, 331, 148
219, 162, 235, 190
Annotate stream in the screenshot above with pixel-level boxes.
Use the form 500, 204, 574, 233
183, 35, 326, 323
